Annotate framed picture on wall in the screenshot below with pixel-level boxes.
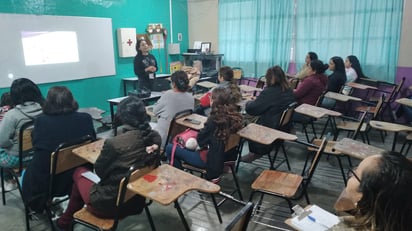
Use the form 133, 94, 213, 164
201, 42, 211, 53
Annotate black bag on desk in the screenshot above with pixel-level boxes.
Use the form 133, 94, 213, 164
129, 87, 151, 98
152, 78, 171, 91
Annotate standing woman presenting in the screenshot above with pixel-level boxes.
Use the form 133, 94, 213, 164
134, 39, 158, 91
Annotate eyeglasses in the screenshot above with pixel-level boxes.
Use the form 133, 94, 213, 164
347, 168, 361, 183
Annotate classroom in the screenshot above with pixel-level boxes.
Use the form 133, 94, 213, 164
1, 0, 412, 230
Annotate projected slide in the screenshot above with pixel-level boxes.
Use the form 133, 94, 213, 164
21, 31, 79, 66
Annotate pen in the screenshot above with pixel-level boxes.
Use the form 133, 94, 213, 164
308, 215, 329, 229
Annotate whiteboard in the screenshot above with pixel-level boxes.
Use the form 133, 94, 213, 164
0, 13, 116, 88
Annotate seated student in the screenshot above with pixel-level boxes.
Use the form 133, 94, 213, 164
0, 78, 43, 190
153, 71, 195, 147
22, 86, 96, 212
293, 59, 328, 105
0, 92, 13, 121
241, 66, 295, 163
196, 66, 242, 116
332, 151, 412, 231
342, 55, 365, 95
166, 87, 243, 180
322, 56, 347, 109
295, 51, 318, 80
56, 96, 161, 230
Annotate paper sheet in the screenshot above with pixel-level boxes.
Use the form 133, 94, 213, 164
290, 205, 339, 231
81, 171, 101, 183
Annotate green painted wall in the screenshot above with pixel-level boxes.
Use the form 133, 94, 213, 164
0, 0, 188, 113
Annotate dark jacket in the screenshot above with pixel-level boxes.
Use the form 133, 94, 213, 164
22, 112, 96, 212
89, 126, 161, 214
197, 119, 237, 180
245, 85, 295, 155
133, 53, 158, 90
328, 71, 347, 93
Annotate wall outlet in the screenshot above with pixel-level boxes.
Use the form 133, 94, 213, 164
177, 33, 183, 41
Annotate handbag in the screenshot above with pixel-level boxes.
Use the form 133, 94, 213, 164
170, 128, 208, 166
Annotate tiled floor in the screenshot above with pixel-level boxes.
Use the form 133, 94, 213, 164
0, 115, 410, 231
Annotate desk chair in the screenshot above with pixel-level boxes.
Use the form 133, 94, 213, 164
181, 133, 243, 223
72, 164, 158, 231
224, 201, 254, 231
336, 95, 385, 144
31, 135, 95, 231
366, 77, 405, 121
248, 138, 327, 228
400, 133, 412, 156
161, 109, 193, 159
232, 67, 244, 84
309, 111, 368, 185
294, 92, 326, 142
1, 120, 34, 206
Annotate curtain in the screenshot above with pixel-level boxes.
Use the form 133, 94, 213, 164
295, 0, 403, 82
219, 0, 403, 82
219, 0, 293, 77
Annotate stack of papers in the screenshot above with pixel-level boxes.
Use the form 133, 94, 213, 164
81, 171, 101, 183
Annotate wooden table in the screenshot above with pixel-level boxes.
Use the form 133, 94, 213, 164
175, 113, 208, 130
127, 164, 220, 230
324, 92, 361, 102
333, 138, 386, 160
396, 97, 412, 108
347, 82, 378, 90
196, 81, 217, 89
238, 84, 263, 93
295, 103, 342, 138
369, 120, 412, 151
237, 123, 297, 145
72, 139, 105, 164
122, 74, 171, 96
107, 92, 163, 135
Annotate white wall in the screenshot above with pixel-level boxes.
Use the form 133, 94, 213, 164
398, 0, 412, 67
188, 0, 219, 52
188, 0, 412, 68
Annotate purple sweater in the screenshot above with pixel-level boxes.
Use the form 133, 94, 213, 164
294, 73, 327, 105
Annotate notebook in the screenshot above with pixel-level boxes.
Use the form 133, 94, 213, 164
288, 205, 340, 231
81, 171, 101, 183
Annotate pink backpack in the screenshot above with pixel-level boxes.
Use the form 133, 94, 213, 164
170, 128, 208, 165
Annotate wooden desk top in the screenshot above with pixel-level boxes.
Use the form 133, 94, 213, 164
334, 138, 385, 160
72, 139, 105, 164
347, 82, 378, 90
196, 81, 217, 89
239, 84, 263, 92
295, 103, 342, 119
396, 98, 412, 107
369, 120, 412, 132
237, 123, 297, 145
324, 92, 361, 102
78, 107, 105, 120
127, 164, 220, 206
175, 114, 208, 130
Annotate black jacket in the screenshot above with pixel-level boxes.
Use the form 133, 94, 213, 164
245, 85, 295, 154
22, 112, 96, 212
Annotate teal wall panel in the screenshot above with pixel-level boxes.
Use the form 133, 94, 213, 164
0, 0, 188, 112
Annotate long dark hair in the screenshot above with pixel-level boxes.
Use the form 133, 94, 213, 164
310, 60, 328, 74
10, 78, 44, 106
331, 56, 346, 75
135, 39, 146, 56
265, 65, 290, 91
116, 96, 155, 146
171, 71, 189, 92
42, 86, 79, 115
209, 87, 243, 141
354, 151, 412, 230
347, 55, 365, 79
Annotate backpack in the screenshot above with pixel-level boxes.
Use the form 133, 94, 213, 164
170, 128, 208, 165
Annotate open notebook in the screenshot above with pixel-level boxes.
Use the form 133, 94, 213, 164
288, 205, 340, 231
